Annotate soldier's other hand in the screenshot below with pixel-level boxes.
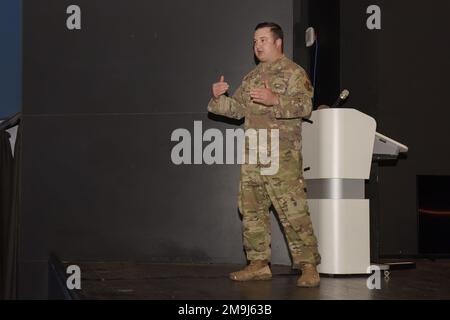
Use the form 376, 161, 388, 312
212, 75, 230, 99
250, 80, 279, 106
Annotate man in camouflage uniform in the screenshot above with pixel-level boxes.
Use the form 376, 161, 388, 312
207, 22, 321, 287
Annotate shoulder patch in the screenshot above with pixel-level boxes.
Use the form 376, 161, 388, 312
304, 76, 313, 92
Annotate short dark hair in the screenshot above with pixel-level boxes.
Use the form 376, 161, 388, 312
255, 22, 284, 43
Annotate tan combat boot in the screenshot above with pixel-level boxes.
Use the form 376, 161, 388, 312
297, 263, 320, 287
229, 260, 272, 281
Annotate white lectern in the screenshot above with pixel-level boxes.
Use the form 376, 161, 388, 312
302, 109, 408, 275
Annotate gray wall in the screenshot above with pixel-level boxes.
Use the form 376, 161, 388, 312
21, 0, 295, 299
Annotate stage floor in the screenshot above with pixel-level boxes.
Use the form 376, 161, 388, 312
60, 259, 450, 300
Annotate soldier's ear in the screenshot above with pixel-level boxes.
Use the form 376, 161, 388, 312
275, 38, 282, 50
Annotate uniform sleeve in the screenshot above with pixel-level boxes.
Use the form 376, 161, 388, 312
207, 84, 246, 120
273, 68, 313, 119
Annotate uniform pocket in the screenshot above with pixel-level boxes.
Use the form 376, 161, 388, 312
272, 81, 287, 94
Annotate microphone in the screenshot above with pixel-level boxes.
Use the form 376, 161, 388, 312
330, 89, 350, 108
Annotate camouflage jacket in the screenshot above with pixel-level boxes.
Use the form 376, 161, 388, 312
208, 55, 313, 156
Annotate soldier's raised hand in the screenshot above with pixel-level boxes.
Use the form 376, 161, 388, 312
250, 80, 279, 106
212, 75, 230, 99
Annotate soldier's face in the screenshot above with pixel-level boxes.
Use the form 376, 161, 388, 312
253, 27, 283, 63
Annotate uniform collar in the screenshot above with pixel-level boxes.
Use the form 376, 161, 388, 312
259, 54, 286, 70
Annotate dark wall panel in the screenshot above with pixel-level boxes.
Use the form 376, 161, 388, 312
22, 0, 295, 298
21, 115, 244, 262
340, 0, 380, 119
340, 0, 450, 256
23, 0, 294, 115
376, 0, 450, 256
308, 0, 340, 107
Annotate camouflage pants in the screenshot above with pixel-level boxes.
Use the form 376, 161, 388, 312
238, 151, 321, 267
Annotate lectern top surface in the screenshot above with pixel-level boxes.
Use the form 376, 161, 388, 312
375, 132, 408, 153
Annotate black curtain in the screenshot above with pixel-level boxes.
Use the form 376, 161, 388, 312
0, 124, 21, 299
